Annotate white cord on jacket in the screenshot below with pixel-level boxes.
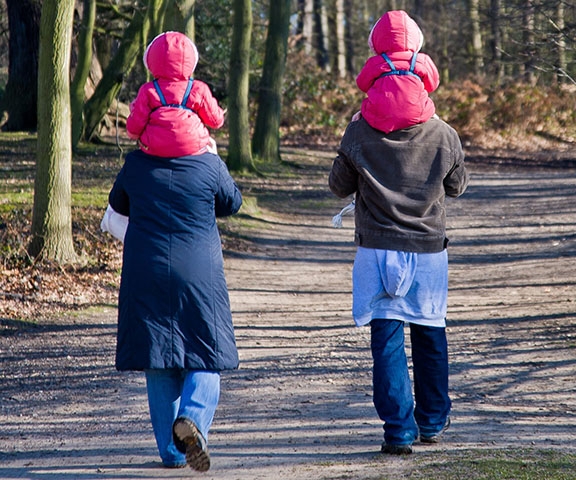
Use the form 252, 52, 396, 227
332, 200, 355, 228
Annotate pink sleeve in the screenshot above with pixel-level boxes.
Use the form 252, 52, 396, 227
126, 85, 153, 140
356, 56, 383, 93
190, 81, 225, 130
416, 54, 440, 93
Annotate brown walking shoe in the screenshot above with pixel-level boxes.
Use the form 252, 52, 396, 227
172, 417, 211, 472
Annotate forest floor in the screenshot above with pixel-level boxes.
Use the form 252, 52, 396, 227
1, 145, 576, 479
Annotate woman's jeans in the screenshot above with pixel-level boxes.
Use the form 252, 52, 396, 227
370, 319, 451, 445
145, 369, 220, 467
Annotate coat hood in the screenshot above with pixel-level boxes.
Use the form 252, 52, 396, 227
143, 31, 198, 80
368, 10, 424, 54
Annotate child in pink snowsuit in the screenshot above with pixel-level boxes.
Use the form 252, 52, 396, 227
126, 31, 225, 157
356, 10, 440, 133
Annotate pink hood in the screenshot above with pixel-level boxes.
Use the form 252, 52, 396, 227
368, 10, 423, 54
143, 31, 198, 80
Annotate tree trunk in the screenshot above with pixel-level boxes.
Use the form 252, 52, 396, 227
2, 0, 41, 132
252, 0, 290, 163
148, 0, 170, 42
83, 1, 151, 141
71, 0, 96, 149
555, 0, 567, 84
469, 0, 484, 76
313, 0, 329, 71
227, 0, 254, 172
29, 0, 77, 262
298, 0, 314, 55
522, 1, 536, 85
489, 0, 504, 83
344, 0, 355, 76
413, 0, 423, 20
333, 0, 346, 78
164, 0, 195, 40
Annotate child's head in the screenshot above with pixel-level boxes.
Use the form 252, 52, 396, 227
143, 31, 199, 80
368, 10, 424, 55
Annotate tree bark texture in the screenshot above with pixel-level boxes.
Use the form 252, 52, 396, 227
227, 0, 254, 172
251, 0, 291, 163
29, 0, 77, 262
164, 0, 195, 40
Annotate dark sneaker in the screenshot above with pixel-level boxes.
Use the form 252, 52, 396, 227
381, 443, 413, 455
420, 417, 451, 444
172, 417, 211, 472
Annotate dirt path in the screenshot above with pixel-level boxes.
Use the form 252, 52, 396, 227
1, 151, 575, 479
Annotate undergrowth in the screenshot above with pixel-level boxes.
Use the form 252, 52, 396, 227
280, 49, 576, 151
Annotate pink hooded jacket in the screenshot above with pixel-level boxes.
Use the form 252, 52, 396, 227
356, 10, 439, 133
126, 32, 225, 157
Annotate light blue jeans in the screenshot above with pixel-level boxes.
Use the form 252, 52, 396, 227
145, 369, 220, 467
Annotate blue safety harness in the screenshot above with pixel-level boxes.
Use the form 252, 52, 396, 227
379, 52, 421, 80
152, 78, 195, 112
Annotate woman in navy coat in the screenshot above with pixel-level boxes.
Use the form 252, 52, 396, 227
108, 148, 242, 471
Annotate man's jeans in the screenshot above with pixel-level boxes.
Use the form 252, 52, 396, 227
370, 319, 451, 445
145, 369, 220, 467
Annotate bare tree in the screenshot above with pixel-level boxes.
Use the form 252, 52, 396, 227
29, 0, 77, 262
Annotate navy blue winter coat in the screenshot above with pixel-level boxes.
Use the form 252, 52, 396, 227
108, 149, 242, 372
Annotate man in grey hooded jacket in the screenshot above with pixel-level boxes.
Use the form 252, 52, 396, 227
329, 116, 468, 454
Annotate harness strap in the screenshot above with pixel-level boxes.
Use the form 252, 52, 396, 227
379, 52, 421, 80
152, 78, 195, 112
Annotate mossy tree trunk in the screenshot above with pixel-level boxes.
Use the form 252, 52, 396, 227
29, 0, 77, 263
164, 0, 196, 40
251, 0, 290, 164
71, 0, 96, 150
227, 0, 254, 172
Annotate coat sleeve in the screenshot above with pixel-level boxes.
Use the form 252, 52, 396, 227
443, 132, 469, 198
108, 166, 130, 216
214, 158, 242, 217
356, 56, 383, 93
192, 81, 225, 130
329, 153, 359, 199
126, 84, 153, 140
416, 53, 440, 93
